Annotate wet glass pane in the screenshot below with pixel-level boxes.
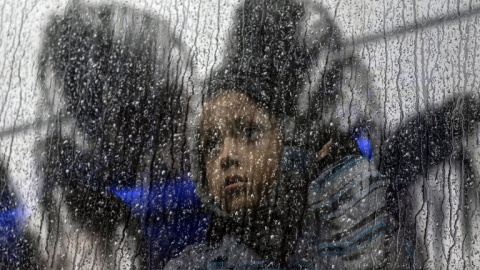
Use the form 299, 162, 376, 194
1, 0, 480, 269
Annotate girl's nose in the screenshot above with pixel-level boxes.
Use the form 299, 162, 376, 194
220, 137, 239, 169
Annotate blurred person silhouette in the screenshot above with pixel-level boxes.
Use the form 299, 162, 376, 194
34, 2, 204, 269
166, 0, 406, 269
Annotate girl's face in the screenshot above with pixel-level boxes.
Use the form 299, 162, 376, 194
200, 91, 283, 212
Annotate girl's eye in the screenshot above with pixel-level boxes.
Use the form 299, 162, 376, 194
203, 134, 221, 155
241, 125, 261, 141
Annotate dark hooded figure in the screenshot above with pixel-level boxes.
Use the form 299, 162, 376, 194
36, 2, 192, 268
166, 1, 406, 269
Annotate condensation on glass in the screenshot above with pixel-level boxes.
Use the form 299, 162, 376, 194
0, 0, 479, 269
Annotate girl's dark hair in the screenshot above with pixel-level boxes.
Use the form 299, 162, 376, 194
208, 0, 310, 117
206, 0, 357, 154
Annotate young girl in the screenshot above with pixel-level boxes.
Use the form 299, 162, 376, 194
166, 1, 405, 268
166, 90, 399, 269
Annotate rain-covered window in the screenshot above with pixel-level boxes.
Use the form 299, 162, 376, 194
1, 0, 480, 269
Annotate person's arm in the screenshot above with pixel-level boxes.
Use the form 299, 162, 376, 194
380, 94, 480, 185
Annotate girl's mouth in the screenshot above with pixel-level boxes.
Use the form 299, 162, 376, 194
224, 175, 248, 192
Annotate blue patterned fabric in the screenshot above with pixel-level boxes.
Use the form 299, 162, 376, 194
304, 155, 395, 268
